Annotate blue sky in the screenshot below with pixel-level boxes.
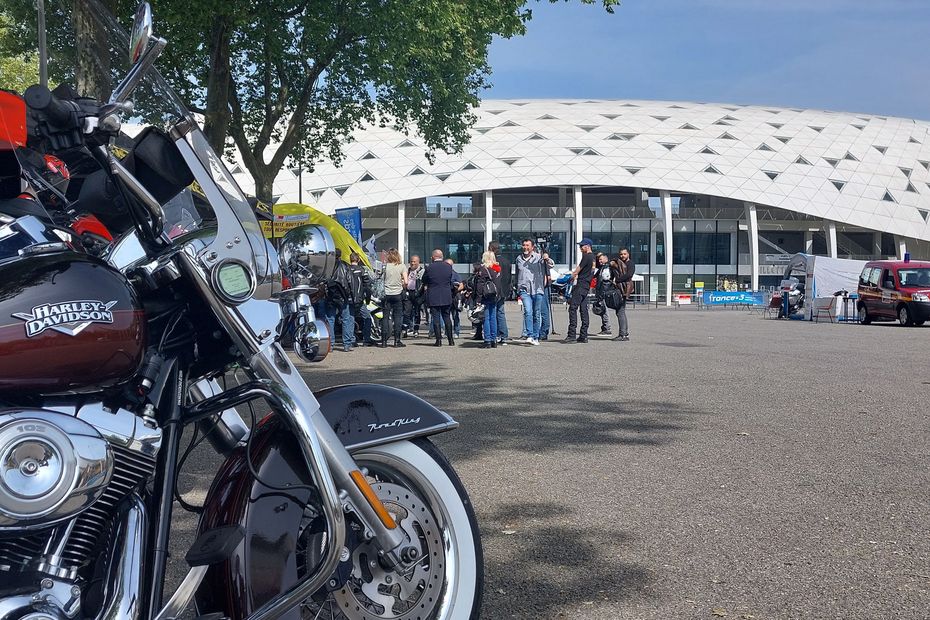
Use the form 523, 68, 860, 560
486, 0, 930, 120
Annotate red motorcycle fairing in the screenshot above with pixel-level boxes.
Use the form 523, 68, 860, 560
0, 90, 27, 148
194, 383, 459, 618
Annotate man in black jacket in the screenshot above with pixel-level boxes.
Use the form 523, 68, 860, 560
489, 241, 510, 345
422, 249, 456, 346
327, 249, 356, 352
563, 238, 594, 343
610, 247, 635, 341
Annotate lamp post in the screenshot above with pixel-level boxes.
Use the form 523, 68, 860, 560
37, 0, 48, 88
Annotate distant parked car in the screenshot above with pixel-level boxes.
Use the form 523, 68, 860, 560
857, 260, 930, 326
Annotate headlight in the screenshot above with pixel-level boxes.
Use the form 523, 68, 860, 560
913, 293, 929, 302
279, 224, 337, 288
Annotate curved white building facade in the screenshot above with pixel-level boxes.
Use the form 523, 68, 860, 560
237, 99, 930, 300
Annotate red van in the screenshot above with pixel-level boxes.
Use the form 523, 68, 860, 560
857, 260, 930, 326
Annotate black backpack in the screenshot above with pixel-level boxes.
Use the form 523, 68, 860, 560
347, 264, 366, 303
477, 267, 498, 300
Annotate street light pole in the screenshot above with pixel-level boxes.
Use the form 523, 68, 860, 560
37, 0, 48, 88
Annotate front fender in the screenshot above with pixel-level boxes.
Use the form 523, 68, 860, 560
194, 384, 458, 618
317, 383, 458, 450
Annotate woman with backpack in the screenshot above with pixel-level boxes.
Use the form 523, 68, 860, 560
474, 251, 501, 349
380, 248, 408, 348
593, 252, 614, 336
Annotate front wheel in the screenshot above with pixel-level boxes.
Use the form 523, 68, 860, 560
302, 439, 484, 619
898, 304, 913, 326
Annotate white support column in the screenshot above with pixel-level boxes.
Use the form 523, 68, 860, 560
744, 202, 759, 292
573, 186, 583, 264
397, 201, 406, 261
896, 236, 908, 260
661, 190, 673, 306
826, 221, 838, 258
484, 191, 493, 250
804, 230, 814, 254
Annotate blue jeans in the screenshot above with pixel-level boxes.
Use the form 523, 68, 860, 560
539, 289, 551, 338
520, 291, 544, 339
339, 302, 355, 348
315, 300, 336, 347
333, 304, 355, 347
451, 306, 461, 336
483, 295, 498, 343
496, 298, 508, 340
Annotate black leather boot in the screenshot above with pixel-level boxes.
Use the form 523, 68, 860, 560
446, 323, 455, 346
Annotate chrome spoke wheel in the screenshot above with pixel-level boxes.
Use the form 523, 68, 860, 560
329, 482, 445, 619
300, 440, 481, 620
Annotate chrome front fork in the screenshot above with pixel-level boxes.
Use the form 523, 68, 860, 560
248, 342, 409, 556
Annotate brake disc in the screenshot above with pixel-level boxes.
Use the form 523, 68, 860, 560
330, 481, 446, 620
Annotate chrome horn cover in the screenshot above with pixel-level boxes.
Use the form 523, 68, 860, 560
294, 318, 330, 363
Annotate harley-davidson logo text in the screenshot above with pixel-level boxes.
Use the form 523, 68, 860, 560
13, 300, 118, 337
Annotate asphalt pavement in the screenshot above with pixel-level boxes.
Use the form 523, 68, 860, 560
173, 303, 930, 619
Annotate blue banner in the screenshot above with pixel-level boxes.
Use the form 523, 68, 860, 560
334, 207, 363, 243
702, 291, 765, 306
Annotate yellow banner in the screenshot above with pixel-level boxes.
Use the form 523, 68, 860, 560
260, 203, 315, 238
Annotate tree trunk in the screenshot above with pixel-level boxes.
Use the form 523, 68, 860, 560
72, 0, 116, 100
253, 168, 275, 205
203, 16, 232, 154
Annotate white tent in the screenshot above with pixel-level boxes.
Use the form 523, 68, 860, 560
783, 254, 867, 320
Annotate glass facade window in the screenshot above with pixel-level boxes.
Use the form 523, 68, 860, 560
692, 232, 732, 264
672, 232, 694, 265
811, 232, 827, 255
446, 232, 485, 265
760, 231, 804, 255
493, 223, 569, 265
630, 231, 650, 265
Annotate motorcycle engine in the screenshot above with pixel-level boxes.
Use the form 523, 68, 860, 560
0, 404, 160, 583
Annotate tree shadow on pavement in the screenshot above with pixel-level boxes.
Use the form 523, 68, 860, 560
480, 502, 653, 618
302, 360, 705, 464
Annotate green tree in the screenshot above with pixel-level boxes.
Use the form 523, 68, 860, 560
198, 0, 619, 202
0, 0, 619, 202
0, 13, 38, 93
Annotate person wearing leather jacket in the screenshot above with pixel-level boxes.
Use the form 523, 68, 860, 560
610, 247, 636, 341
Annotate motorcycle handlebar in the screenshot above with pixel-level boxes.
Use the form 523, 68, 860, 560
23, 85, 78, 129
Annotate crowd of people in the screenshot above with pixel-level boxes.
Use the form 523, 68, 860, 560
312, 239, 636, 352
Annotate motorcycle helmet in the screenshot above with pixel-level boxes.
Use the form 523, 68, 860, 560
592, 299, 606, 316
466, 303, 485, 324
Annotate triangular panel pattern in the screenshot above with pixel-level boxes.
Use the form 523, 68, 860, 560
265, 98, 930, 247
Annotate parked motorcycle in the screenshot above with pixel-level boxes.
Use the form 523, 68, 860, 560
0, 3, 483, 619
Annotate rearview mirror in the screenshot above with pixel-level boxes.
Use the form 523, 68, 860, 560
129, 3, 153, 63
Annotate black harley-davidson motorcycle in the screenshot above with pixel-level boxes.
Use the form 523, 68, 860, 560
0, 3, 483, 619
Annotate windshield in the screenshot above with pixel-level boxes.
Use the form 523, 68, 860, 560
0, 0, 269, 282
898, 268, 930, 288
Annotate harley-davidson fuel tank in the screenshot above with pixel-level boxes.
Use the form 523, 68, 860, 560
0, 250, 145, 394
